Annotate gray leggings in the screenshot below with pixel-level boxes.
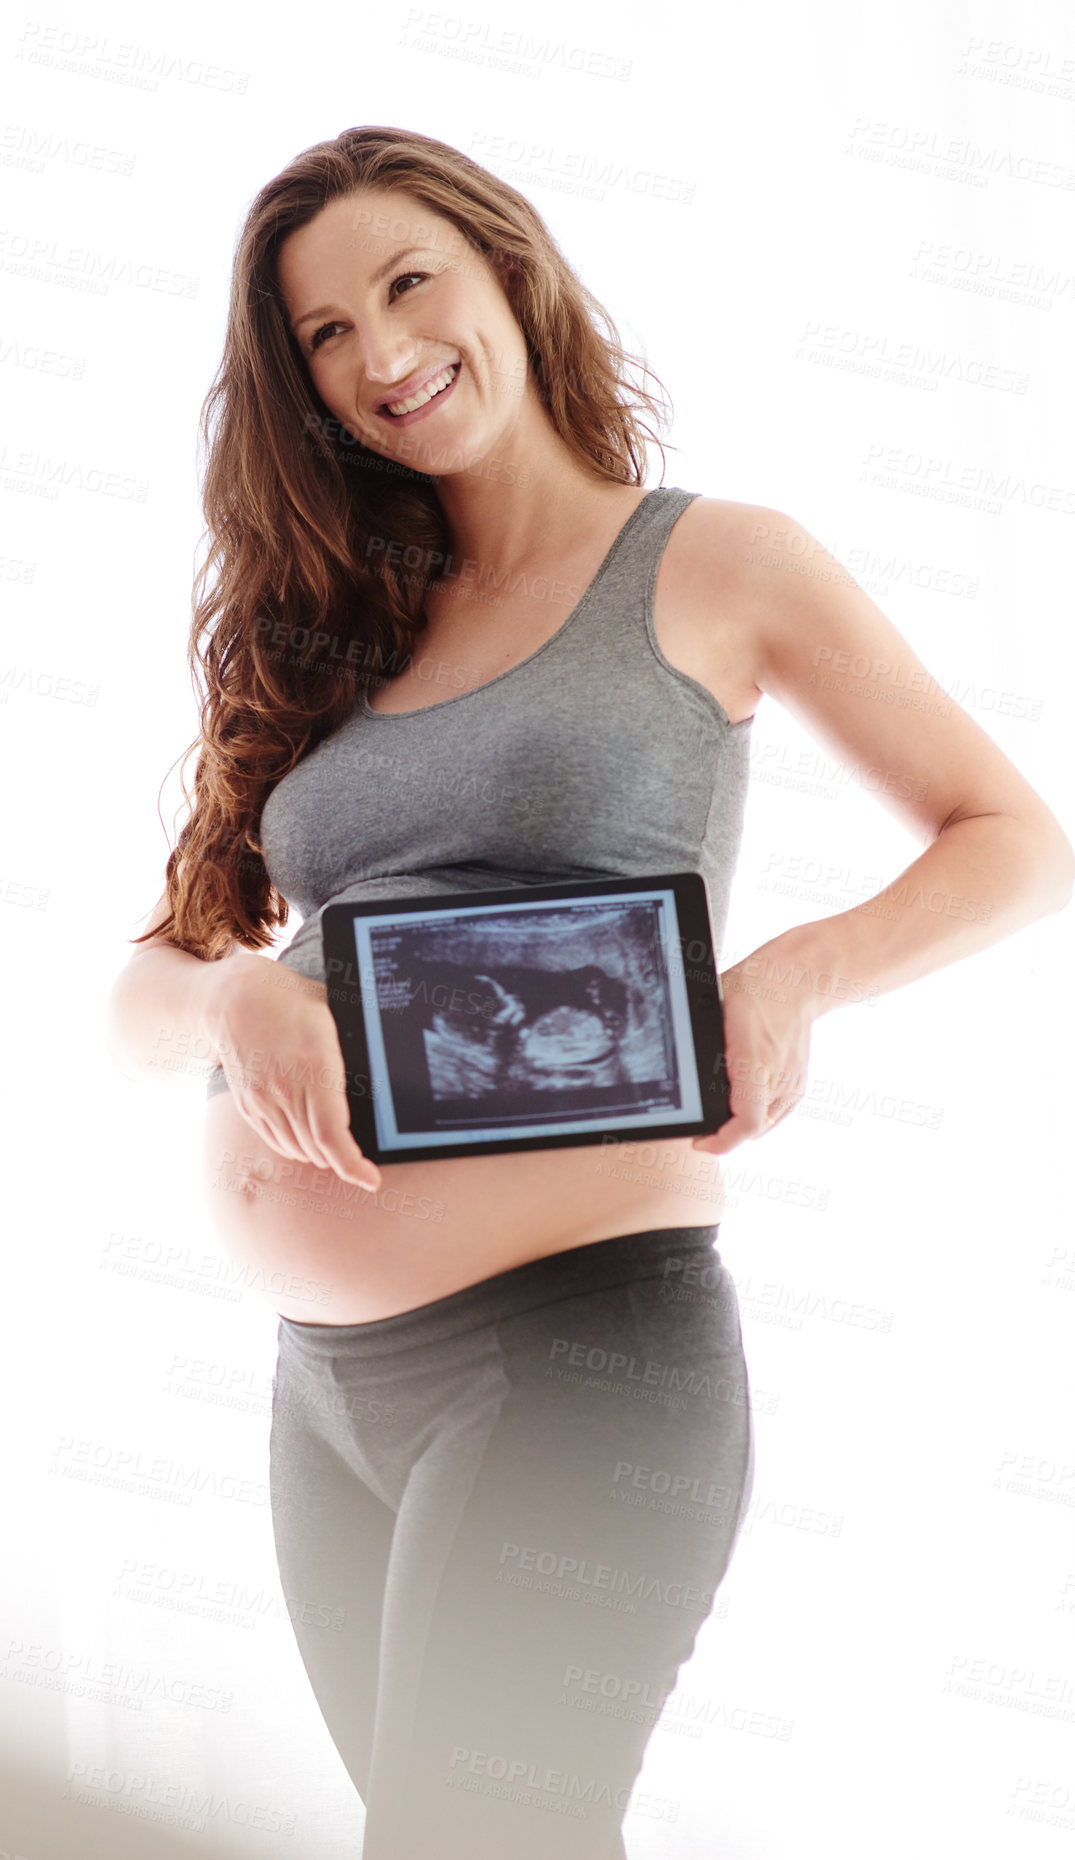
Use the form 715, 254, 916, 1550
269, 1224, 755, 1857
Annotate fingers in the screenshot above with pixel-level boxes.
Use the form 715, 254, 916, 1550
734, 1056, 799, 1135
226, 1065, 382, 1189
303, 1084, 382, 1189
692, 1112, 752, 1156
692, 1061, 803, 1155
239, 1096, 309, 1162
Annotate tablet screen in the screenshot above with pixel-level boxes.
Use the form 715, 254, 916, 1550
345, 887, 703, 1154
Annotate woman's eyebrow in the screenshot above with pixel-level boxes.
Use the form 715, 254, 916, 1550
291, 246, 431, 332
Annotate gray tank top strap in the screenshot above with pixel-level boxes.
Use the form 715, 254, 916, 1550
582, 483, 700, 638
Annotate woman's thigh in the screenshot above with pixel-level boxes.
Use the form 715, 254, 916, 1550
391, 1267, 753, 1854
269, 1235, 754, 1856
268, 1364, 396, 1802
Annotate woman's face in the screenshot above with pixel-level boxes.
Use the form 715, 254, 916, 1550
276, 186, 531, 475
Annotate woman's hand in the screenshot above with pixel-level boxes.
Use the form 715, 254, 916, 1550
203, 952, 383, 1189
691, 950, 823, 1156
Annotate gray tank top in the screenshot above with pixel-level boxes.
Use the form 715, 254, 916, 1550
205, 486, 754, 1098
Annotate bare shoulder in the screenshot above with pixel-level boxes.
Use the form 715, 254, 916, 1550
672, 498, 1070, 849
666, 493, 914, 691
669, 495, 806, 600
655, 496, 781, 715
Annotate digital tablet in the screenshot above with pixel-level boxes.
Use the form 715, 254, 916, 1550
320, 872, 730, 1165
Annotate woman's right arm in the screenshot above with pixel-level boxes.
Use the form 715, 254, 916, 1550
105, 890, 245, 1089
105, 892, 382, 1188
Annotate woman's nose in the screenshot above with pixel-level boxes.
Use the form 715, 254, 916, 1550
354, 329, 420, 401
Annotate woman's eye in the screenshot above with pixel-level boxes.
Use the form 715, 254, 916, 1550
308, 275, 427, 354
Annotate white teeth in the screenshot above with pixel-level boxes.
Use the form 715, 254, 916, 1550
385, 364, 457, 416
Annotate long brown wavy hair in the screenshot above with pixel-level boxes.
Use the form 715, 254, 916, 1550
132, 125, 674, 962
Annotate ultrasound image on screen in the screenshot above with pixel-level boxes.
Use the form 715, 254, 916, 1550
357, 895, 695, 1145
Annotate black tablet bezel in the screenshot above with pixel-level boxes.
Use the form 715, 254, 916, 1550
321, 872, 729, 1166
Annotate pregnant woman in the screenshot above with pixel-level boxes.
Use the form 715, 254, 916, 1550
107, 127, 1073, 1856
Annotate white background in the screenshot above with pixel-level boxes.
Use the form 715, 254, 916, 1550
1, 0, 1073, 1854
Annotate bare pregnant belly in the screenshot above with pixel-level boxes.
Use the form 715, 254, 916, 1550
202, 1089, 728, 1323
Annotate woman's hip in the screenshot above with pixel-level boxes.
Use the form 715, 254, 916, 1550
270, 1222, 753, 1543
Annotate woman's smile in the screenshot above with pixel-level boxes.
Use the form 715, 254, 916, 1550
378, 358, 463, 425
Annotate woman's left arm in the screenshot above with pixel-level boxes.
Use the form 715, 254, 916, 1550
694, 505, 1075, 1155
